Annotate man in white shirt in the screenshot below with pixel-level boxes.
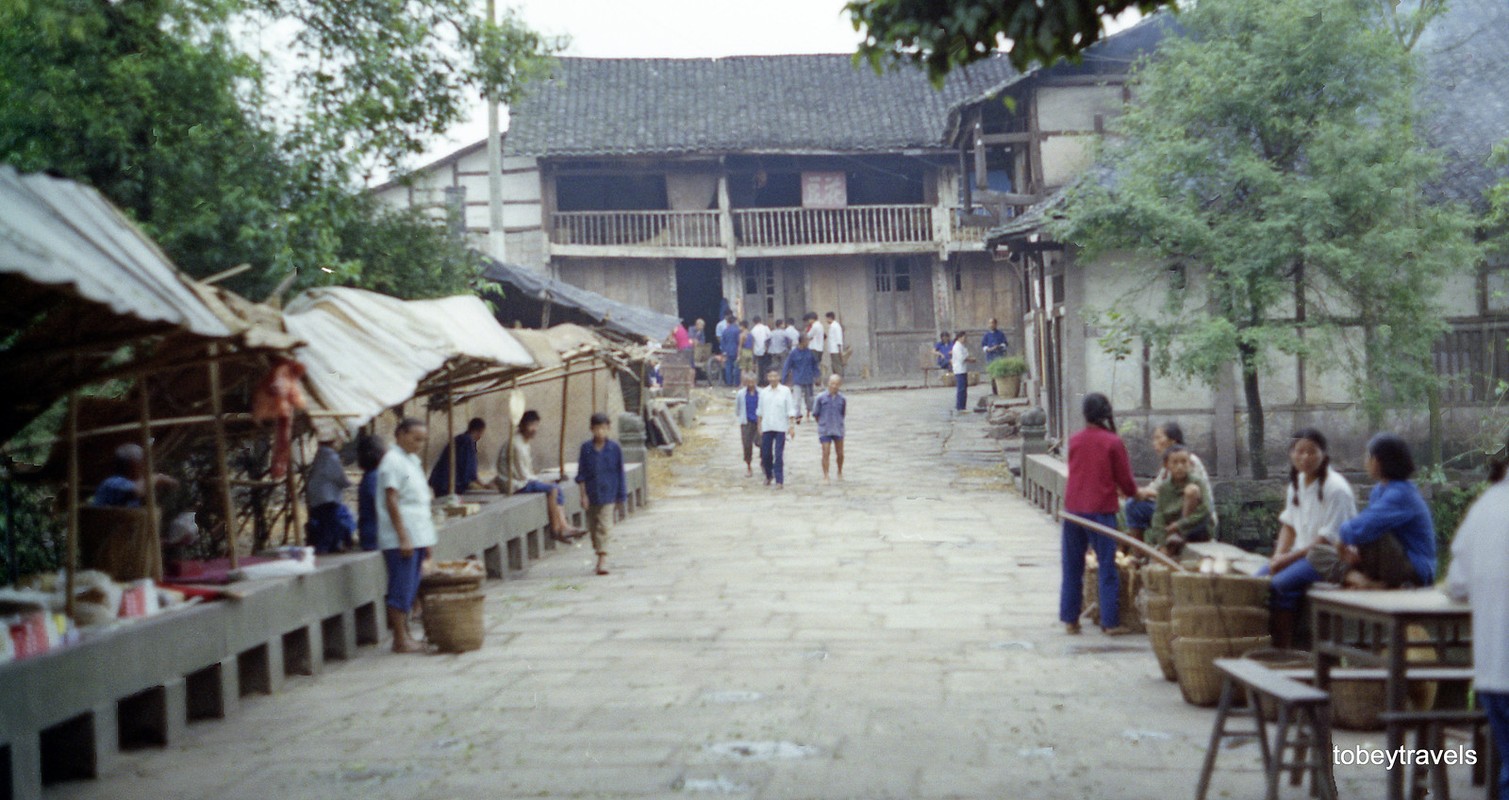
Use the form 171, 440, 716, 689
950, 332, 972, 413
767, 317, 790, 362
783, 319, 801, 354
805, 312, 827, 376
1446, 449, 1509, 797
824, 311, 846, 378
756, 369, 799, 488
376, 417, 437, 653
750, 316, 772, 378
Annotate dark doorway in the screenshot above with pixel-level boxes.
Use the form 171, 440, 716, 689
676, 260, 724, 350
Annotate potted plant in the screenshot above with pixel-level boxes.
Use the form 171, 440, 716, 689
986, 356, 1028, 397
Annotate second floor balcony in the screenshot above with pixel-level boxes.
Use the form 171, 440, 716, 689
548, 204, 990, 258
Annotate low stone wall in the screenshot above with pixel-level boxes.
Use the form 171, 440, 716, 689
0, 464, 646, 799
1022, 454, 1067, 517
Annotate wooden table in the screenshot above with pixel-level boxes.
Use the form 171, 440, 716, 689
1310, 589, 1473, 800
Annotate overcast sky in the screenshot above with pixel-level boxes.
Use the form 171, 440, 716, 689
401, 0, 1141, 173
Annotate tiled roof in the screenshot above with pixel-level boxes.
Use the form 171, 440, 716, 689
1415, 0, 1509, 208
504, 55, 1020, 157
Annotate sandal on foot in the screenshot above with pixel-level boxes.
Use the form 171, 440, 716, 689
1064, 623, 1082, 635
595, 567, 610, 576
1102, 625, 1134, 636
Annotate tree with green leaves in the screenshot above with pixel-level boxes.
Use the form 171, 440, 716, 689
848, 0, 1448, 82
1054, 0, 1477, 478
0, 0, 559, 299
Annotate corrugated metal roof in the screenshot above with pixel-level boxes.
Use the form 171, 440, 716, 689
481, 257, 681, 343
0, 166, 235, 338
283, 287, 537, 432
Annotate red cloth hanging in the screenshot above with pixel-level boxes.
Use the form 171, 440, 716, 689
253, 359, 307, 479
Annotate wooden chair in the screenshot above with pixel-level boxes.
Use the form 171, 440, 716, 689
1198, 658, 1337, 800
78, 506, 163, 582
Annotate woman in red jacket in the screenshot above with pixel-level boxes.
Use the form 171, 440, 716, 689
1060, 393, 1140, 635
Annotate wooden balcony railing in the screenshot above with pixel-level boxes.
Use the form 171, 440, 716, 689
732, 205, 934, 248
550, 205, 949, 251
550, 210, 722, 248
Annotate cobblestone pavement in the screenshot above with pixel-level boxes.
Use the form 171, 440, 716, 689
61, 387, 1462, 799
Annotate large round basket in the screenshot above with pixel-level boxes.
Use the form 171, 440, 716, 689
1082, 560, 1145, 633
1172, 635, 1273, 706
420, 573, 483, 596
1172, 606, 1270, 639
1143, 594, 1174, 623
1146, 620, 1178, 682
1332, 679, 1387, 731
1242, 649, 1314, 720
1143, 565, 1173, 596
422, 591, 485, 653
1170, 572, 1270, 608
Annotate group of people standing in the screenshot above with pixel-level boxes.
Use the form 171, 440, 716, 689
717, 311, 845, 388
934, 318, 1009, 413
300, 409, 627, 653
733, 370, 847, 487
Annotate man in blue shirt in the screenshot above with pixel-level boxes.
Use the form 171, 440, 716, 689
781, 336, 821, 416
91, 443, 178, 508
981, 318, 1009, 364
812, 374, 847, 482
718, 314, 742, 386
734, 372, 762, 476
428, 417, 486, 497
576, 413, 627, 576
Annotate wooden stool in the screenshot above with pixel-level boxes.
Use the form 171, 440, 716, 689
1197, 658, 1337, 800
1378, 710, 1498, 800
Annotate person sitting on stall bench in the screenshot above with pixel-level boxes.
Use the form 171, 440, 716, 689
91, 443, 178, 507
305, 436, 353, 553
428, 417, 486, 497
497, 410, 585, 543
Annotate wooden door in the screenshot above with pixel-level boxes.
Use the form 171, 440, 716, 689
870, 255, 936, 375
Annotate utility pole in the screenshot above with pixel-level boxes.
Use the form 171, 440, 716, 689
486, 0, 506, 262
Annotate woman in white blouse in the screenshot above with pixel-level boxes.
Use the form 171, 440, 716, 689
1445, 440, 1509, 799
1264, 428, 1357, 648
1265, 428, 1358, 576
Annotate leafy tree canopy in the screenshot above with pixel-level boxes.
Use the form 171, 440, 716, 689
1054, 0, 1478, 476
0, 0, 560, 299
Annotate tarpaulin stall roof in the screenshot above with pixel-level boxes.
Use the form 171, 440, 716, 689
0, 167, 256, 442
282, 287, 537, 433
480, 257, 680, 344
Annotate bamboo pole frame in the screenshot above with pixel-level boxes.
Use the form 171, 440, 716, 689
208, 346, 238, 569
65, 391, 79, 620
1058, 511, 1189, 572
139, 383, 163, 582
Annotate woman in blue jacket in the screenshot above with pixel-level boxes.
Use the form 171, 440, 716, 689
1334, 434, 1436, 589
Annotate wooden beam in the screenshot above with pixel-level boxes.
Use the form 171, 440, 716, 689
972, 120, 987, 191
139, 383, 163, 582
208, 346, 239, 569
65, 391, 79, 620
1037, 75, 1127, 88
980, 132, 1035, 145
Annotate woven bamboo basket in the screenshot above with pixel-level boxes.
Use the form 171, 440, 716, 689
1172, 606, 1271, 639
1170, 572, 1270, 608
1242, 649, 1314, 720
1143, 594, 1173, 623
1147, 620, 1178, 682
1143, 564, 1173, 596
1082, 560, 1144, 632
422, 591, 485, 653
1332, 678, 1388, 730
420, 559, 485, 596
1173, 635, 1273, 706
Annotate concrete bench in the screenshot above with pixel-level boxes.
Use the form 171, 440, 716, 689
1198, 658, 1337, 800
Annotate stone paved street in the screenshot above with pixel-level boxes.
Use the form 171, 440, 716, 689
57, 387, 1459, 799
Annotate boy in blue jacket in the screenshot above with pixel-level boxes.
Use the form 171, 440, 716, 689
576, 413, 627, 576
781, 336, 822, 417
